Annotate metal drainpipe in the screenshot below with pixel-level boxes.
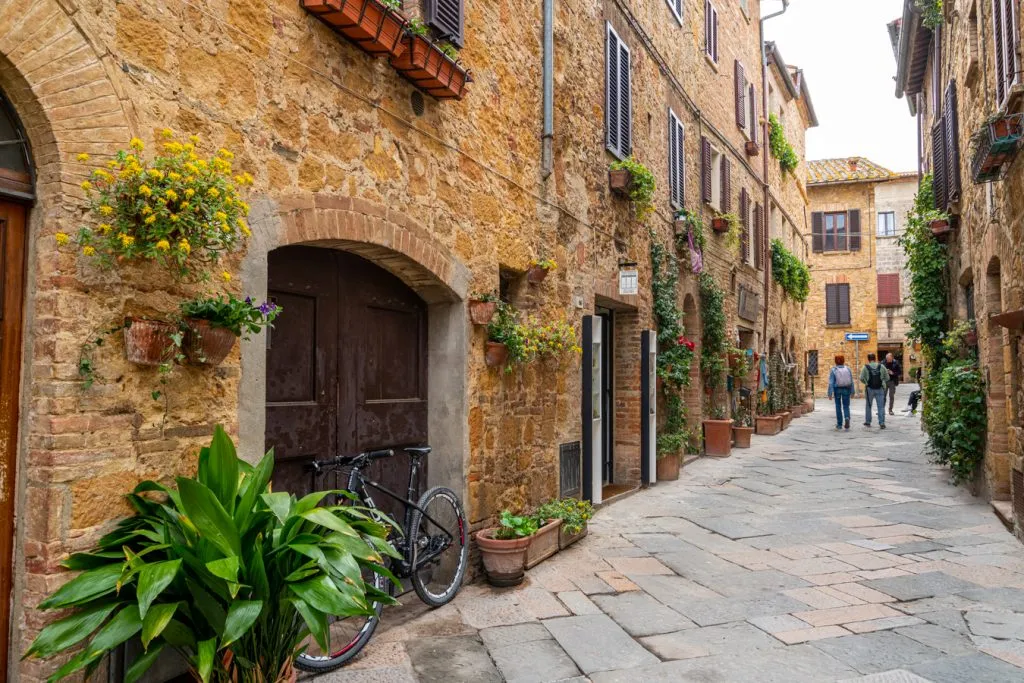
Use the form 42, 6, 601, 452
542, 0, 554, 178
760, 0, 789, 350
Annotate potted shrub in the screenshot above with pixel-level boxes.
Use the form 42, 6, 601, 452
24, 426, 397, 682
535, 498, 593, 550
755, 407, 782, 435
468, 291, 499, 325
609, 157, 656, 220
700, 273, 732, 457
703, 404, 734, 457
476, 511, 539, 587
656, 431, 685, 481
485, 301, 518, 369
526, 257, 556, 284
180, 294, 282, 366
779, 409, 793, 429
732, 404, 754, 448
389, 29, 471, 100
300, 0, 408, 58
123, 317, 177, 366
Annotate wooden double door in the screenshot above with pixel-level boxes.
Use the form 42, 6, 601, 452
265, 247, 428, 517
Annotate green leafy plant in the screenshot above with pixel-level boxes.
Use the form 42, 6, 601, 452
405, 17, 429, 37
486, 302, 579, 372
717, 213, 742, 253
24, 426, 399, 682
924, 359, 986, 484
380, 0, 402, 11
729, 347, 752, 380
437, 42, 459, 60
915, 0, 943, 29
699, 272, 728, 394
180, 294, 282, 339
768, 114, 799, 174
767, 352, 785, 415
533, 498, 593, 535
610, 157, 657, 220
900, 174, 949, 371
770, 239, 811, 302
674, 209, 707, 262
732, 403, 753, 428
493, 511, 539, 540
529, 257, 557, 271
470, 290, 499, 303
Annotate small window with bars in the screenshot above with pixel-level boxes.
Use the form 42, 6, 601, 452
826, 283, 851, 326
877, 211, 896, 236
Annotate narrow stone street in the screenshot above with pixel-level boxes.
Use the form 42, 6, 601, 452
321, 386, 1024, 683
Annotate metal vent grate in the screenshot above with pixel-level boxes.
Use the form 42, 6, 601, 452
1013, 468, 1024, 530
559, 441, 581, 498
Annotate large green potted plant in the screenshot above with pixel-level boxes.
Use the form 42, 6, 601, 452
24, 426, 398, 682
476, 511, 539, 587
699, 274, 732, 457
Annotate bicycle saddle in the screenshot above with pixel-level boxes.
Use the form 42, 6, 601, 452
404, 446, 432, 458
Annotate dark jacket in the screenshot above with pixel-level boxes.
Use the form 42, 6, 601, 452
883, 359, 902, 385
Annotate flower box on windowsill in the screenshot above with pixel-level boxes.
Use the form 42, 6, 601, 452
609, 168, 633, 196
711, 217, 729, 232
745, 140, 760, 157
970, 113, 1023, 184
389, 35, 471, 100
929, 219, 954, 240
301, 0, 408, 59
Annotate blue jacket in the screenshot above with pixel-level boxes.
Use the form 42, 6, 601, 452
828, 365, 853, 397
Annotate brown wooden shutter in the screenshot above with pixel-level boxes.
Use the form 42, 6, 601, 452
811, 211, 824, 253
740, 188, 750, 262
735, 61, 746, 129
749, 83, 758, 145
701, 136, 712, 204
754, 203, 764, 270
839, 284, 851, 324
849, 209, 862, 252
424, 0, 464, 47
721, 157, 732, 212
826, 284, 839, 325
877, 273, 901, 306
606, 26, 621, 156
932, 117, 948, 211
944, 81, 961, 203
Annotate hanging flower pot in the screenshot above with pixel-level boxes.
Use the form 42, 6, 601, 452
526, 265, 549, 284
300, 0, 408, 59
929, 219, 954, 241
965, 329, 978, 347
745, 140, 760, 157
711, 217, 729, 232
469, 299, 498, 325
485, 341, 509, 367
183, 319, 237, 366
123, 318, 176, 366
389, 35, 471, 99
609, 168, 633, 196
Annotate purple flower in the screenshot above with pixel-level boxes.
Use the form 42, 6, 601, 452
245, 296, 253, 305
259, 301, 273, 315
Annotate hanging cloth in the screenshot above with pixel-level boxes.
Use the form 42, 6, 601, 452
688, 229, 703, 274
758, 355, 769, 392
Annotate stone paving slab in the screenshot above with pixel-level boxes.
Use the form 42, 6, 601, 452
542, 614, 659, 673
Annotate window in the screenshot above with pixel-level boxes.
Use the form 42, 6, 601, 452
812, 210, 862, 252
704, 1, 719, 64
710, 146, 723, 210
605, 24, 631, 159
668, 109, 685, 209
424, 0, 464, 47
931, 81, 962, 211
754, 203, 764, 270
965, 282, 976, 320
701, 136, 728, 211
826, 284, 851, 326
877, 211, 896, 236
749, 83, 758, 146
877, 273, 901, 307
739, 0, 750, 17
740, 188, 751, 264
992, 0, 1020, 108
735, 61, 747, 133
667, 0, 683, 23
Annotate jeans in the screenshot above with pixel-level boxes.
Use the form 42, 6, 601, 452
886, 380, 898, 413
832, 388, 851, 428
866, 387, 886, 425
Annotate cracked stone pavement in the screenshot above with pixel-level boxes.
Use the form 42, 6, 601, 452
313, 387, 1024, 683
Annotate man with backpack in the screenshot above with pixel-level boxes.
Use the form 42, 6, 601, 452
827, 354, 854, 430
860, 353, 886, 429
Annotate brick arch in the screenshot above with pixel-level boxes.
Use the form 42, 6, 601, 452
268, 195, 469, 304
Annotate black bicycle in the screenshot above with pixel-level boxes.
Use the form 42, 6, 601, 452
294, 446, 469, 673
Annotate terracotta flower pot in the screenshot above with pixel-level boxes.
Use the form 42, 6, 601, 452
965, 329, 978, 347
745, 140, 760, 156
703, 419, 733, 457
558, 523, 588, 549
525, 518, 561, 569
476, 529, 531, 587
526, 265, 549, 284
485, 341, 509, 367
123, 318, 176, 366
732, 425, 754, 448
656, 453, 680, 481
755, 414, 782, 435
803, 398, 815, 413
389, 35, 471, 99
301, 0, 408, 58
790, 404, 804, 418
711, 217, 729, 232
184, 318, 237, 366
780, 411, 792, 429
609, 168, 633, 196
469, 300, 497, 325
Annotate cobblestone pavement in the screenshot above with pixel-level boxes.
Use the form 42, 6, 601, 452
316, 387, 1024, 683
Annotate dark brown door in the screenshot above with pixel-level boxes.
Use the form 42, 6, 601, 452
266, 247, 428, 519
0, 201, 27, 677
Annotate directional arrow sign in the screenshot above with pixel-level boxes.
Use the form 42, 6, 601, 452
845, 332, 870, 341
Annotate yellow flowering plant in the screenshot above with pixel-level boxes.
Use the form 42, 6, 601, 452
63, 132, 254, 279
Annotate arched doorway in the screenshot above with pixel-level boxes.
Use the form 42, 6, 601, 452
0, 89, 31, 676
265, 246, 428, 523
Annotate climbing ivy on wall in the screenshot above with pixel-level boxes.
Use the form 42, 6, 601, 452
769, 114, 799, 174
699, 272, 728, 393
915, 0, 943, 30
650, 236, 695, 455
924, 359, 987, 484
770, 239, 810, 302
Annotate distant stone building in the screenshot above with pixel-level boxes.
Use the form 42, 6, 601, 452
806, 158, 917, 397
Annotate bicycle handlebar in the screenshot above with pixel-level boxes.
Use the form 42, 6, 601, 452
310, 448, 394, 471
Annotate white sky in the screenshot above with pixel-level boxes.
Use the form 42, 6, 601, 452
763, 0, 918, 173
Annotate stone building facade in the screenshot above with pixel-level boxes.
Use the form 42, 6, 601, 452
0, 0, 816, 677
892, 0, 1024, 535
806, 159, 917, 398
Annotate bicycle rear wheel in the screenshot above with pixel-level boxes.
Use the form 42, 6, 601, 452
293, 567, 387, 673
408, 486, 469, 607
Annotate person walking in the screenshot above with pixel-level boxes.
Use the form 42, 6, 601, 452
883, 352, 902, 416
827, 354, 854, 431
860, 353, 886, 429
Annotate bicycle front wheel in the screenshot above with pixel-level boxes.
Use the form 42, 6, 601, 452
409, 486, 469, 607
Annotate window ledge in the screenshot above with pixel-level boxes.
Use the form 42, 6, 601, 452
825, 324, 853, 329
705, 53, 719, 71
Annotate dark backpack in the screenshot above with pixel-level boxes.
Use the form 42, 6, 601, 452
866, 364, 883, 390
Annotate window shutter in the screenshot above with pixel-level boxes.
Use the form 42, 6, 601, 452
735, 61, 746, 129
811, 211, 824, 253
839, 284, 851, 324
944, 81, 961, 203
740, 188, 750, 262
826, 284, 839, 325
606, 26, 620, 156
701, 136, 712, 204
995, 0, 1007, 104
721, 156, 731, 212
713, 5, 719, 62
424, 0, 464, 47
705, 1, 713, 59
754, 203, 764, 270
669, 111, 685, 209
994, 0, 1019, 107
877, 273, 901, 306
849, 209, 862, 252
749, 83, 758, 145
1004, 0, 1019, 96
619, 40, 631, 157
932, 117, 948, 211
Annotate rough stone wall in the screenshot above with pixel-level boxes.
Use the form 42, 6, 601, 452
806, 181, 880, 397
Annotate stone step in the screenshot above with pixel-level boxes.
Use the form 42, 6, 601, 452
991, 499, 1014, 532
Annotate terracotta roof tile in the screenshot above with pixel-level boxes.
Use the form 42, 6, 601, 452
807, 157, 904, 185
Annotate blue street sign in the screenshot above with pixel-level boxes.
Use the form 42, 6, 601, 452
845, 333, 870, 341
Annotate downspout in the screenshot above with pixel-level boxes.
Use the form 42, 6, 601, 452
542, 0, 554, 178
760, 0, 789, 349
